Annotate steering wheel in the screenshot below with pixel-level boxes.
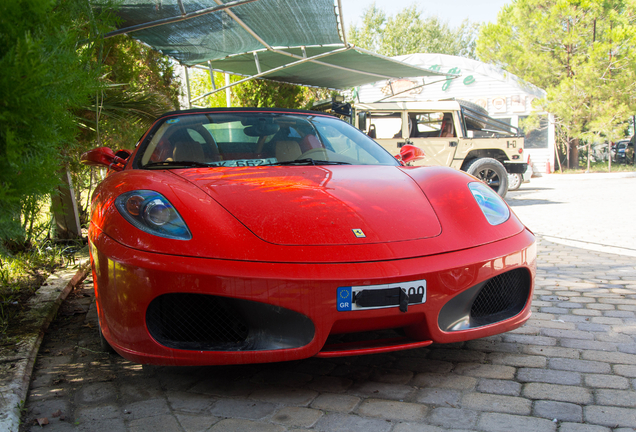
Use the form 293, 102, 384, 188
297, 148, 329, 160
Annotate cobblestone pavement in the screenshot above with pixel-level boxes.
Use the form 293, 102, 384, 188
20, 175, 636, 432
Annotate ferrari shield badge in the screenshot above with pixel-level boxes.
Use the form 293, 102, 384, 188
352, 229, 366, 238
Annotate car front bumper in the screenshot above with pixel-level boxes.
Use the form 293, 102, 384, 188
89, 226, 536, 366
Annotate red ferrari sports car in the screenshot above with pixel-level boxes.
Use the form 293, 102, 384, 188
82, 108, 536, 366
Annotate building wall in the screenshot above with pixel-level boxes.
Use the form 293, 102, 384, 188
355, 53, 555, 174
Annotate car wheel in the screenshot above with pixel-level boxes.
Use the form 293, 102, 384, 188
507, 173, 522, 191
98, 316, 116, 354
466, 158, 509, 198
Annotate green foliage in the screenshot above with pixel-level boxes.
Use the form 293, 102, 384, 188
233, 79, 307, 109
0, 0, 181, 244
348, 3, 480, 59
189, 69, 330, 110
477, 0, 636, 146
0, 0, 111, 240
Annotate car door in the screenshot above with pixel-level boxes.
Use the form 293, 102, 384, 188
406, 111, 459, 167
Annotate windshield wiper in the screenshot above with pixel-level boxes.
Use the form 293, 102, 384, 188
265, 158, 351, 166
143, 161, 211, 169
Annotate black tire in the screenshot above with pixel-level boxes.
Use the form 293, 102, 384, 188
457, 99, 488, 115
507, 173, 522, 191
465, 158, 509, 198
98, 316, 116, 354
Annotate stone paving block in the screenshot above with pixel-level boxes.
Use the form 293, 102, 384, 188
120, 379, 165, 403
25, 398, 72, 422
527, 319, 576, 330
356, 398, 427, 421
476, 378, 521, 396
560, 339, 618, 351
427, 407, 479, 429
75, 403, 121, 422
348, 381, 414, 401
594, 389, 636, 407
175, 413, 220, 432
618, 343, 636, 354
577, 323, 612, 332
532, 400, 582, 422
517, 368, 582, 385
453, 363, 516, 379
123, 398, 171, 420
591, 317, 625, 325
166, 390, 216, 413
548, 358, 611, 374
558, 423, 611, 432
128, 414, 183, 432
584, 373, 630, 389
189, 377, 259, 398
369, 368, 414, 384
603, 311, 635, 318
573, 309, 603, 316
249, 387, 318, 406
306, 375, 353, 393
390, 423, 448, 432
210, 399, 277, 420
595, 332, 635, 343
522, 383, 592, 404
427, 348, 486, 363
522, 345, 580, 359
540, 328, 596, 340
313, 412, 393, 432
394, 358, 453, 374
412, 373, 478, 390
582, 350, 636, 365
613, 364, 636, 378
464, 339, 520, 353
585, 405, 636, 428
252, 370, 313, 387
74, 382, 117, 404
487, 353, 547, 368
272, 407, 323, 428
461, 392, 531, 415
415, 388, 461, 406
503, 334, 557, 345
209, 418, 285, 432
477, 412, 557, 432
310, 393, 360, 413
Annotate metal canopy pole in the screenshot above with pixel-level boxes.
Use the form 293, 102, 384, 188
191, 46, 351, 103
103, 0, 260, 38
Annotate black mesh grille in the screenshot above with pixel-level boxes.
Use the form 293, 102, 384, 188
471, 268, 530, 322
146, 293, 249, 350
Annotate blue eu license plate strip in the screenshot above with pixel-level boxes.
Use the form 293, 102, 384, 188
337, 280, 427, 311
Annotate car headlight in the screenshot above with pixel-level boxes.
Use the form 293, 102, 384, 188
468, 182, 510, 226
115, 190, 192, 240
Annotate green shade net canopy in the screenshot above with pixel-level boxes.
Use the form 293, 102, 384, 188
105, 0, 453, 94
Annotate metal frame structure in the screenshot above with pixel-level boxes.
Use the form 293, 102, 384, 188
104, 0, 455, 108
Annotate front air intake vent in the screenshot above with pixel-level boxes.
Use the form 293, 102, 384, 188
438, 267, 532, 331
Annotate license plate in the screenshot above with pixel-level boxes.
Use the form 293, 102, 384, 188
337, 279, 426, 311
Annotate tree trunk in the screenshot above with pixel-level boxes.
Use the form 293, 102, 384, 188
51, 168, 82, 240
570, 139, 580, 169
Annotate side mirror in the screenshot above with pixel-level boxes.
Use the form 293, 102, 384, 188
357, 111, 367, 131
81, 147, 130, 171
395, 144, 425, 165
466, 130, 474, 138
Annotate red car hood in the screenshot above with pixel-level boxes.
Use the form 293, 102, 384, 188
176, 166, 441, 246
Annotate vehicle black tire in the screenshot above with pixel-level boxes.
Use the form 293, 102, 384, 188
507, 173, 522, 191
465, 157, 509, 198
98, 316, 116, 354
457, 99, 488, 115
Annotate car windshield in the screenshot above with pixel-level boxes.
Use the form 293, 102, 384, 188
138, 112, 399, 168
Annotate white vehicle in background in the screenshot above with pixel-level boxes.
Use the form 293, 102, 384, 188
354, 100, 528, 197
